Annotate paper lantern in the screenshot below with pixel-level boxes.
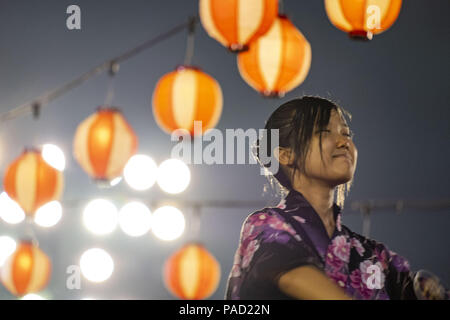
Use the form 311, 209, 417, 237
164, 243, 220, 300
0, 241, 51, 297
73, 107, 138, 182
3, 149, 64, 216
152, 66, 223, 136
199, 0, 278, 52
237, 15, 311, 97
324, 0, 402, 40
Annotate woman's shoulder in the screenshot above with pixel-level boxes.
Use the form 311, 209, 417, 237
245, 205, 284, 223
244, 204, 297, 230
240, 206, 301, 242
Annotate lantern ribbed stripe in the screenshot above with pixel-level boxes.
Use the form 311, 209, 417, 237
152, 67, 223, 136
200, 0, 278, 51
3, 151, 63, 215
164, 244, 220, 300
73, 109, 138, 180
87, 110, 114, 177
238, 16, 311, 97
325, 0, 402, 35
1, 242, 51, 297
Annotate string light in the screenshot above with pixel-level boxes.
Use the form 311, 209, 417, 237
123, 155, 158, 191
157, 159, 191, 194
80, 248, 114, 283
82, 199, 118, 235
34, 201, 63, 228
0, 192, 25, 224
118, 201, 152, 237
151, 205, 186, 241
42, 144, 66, 171
0, 236, 16, 267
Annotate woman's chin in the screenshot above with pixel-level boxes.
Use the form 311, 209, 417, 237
329, 171, 353, 186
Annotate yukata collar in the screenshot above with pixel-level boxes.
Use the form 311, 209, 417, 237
281, 189, 342, 222
277, 188, 344, 261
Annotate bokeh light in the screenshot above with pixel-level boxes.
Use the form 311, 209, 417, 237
157, 159, 190, 194
119, 201, 152, 237
21, 294, 46, 300
34, 201, 62, 227
0, 236, 17, 267
109, 176, 122, 187
80, 248, 114, 283
0, 192, 25, 224
42, 144, 66, 171
83, 199, 118, 235
124, 155, 158, 191
151, 206, 185, 241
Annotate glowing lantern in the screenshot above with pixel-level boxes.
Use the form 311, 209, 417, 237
3, 149, 64, 216
0, 241, 51, 297
237, 15, 311, 97
199, 0, 278, 52
164, 243, 220, 300
73, 107, 138, 182
324, 0, 402, 40
152, 66, 223, 136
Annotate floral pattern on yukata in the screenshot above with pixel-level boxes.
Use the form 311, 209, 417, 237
225, 189, 423, 300
229, 209, 301, 278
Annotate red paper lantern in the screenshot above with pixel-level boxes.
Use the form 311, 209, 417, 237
73, 107, 138, 182
324, 0, 402, 40
237, 15, 311, 97
3, 149, 64, 216
0, 241, 51, 297
164, 243, 221, 300
199, 0, 278, 52
152, 66, 223, 137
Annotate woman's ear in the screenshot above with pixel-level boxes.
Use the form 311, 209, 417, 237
274, 147, 294, 166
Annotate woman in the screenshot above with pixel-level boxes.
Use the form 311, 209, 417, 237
225, 96, 448, 300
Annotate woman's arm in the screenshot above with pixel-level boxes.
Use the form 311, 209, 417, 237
278, 265, 352, 300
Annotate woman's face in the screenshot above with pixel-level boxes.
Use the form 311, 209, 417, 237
302, 109, 358, 187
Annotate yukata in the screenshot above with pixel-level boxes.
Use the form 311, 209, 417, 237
225, 189, 425, 300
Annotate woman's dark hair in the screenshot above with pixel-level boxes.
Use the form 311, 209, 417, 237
254, 96, 354, 208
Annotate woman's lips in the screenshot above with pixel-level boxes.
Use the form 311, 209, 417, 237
333, 154, 353, 163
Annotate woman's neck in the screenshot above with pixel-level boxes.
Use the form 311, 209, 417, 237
292, 177, 336, 233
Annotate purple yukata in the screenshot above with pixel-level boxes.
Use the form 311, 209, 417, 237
225, 189, 418, 300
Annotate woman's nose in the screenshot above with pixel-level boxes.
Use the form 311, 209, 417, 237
336, 136, 350, 149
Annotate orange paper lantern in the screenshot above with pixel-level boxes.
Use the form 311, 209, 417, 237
237, 15, 311, 97
324, 0, 402, 40
199, 0, 278, 52
3, 149, 64, 216
152, 66, 223, 136
0, 241, 51, 297
73, 107, 138, 182
164, 243, 221, 300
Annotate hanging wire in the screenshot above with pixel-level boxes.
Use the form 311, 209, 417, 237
23, 216, 39, 247
103, 61, 120, 107
31, 103, 41, 120
361, 204, 372, 237
279, 0, 285, 15
189, 205, 202, 243
0, 16, 200, 124
184, 16, 197, 66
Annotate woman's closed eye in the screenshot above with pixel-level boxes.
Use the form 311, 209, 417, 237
316, 129, 354, 138
344, 130, 355, 138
